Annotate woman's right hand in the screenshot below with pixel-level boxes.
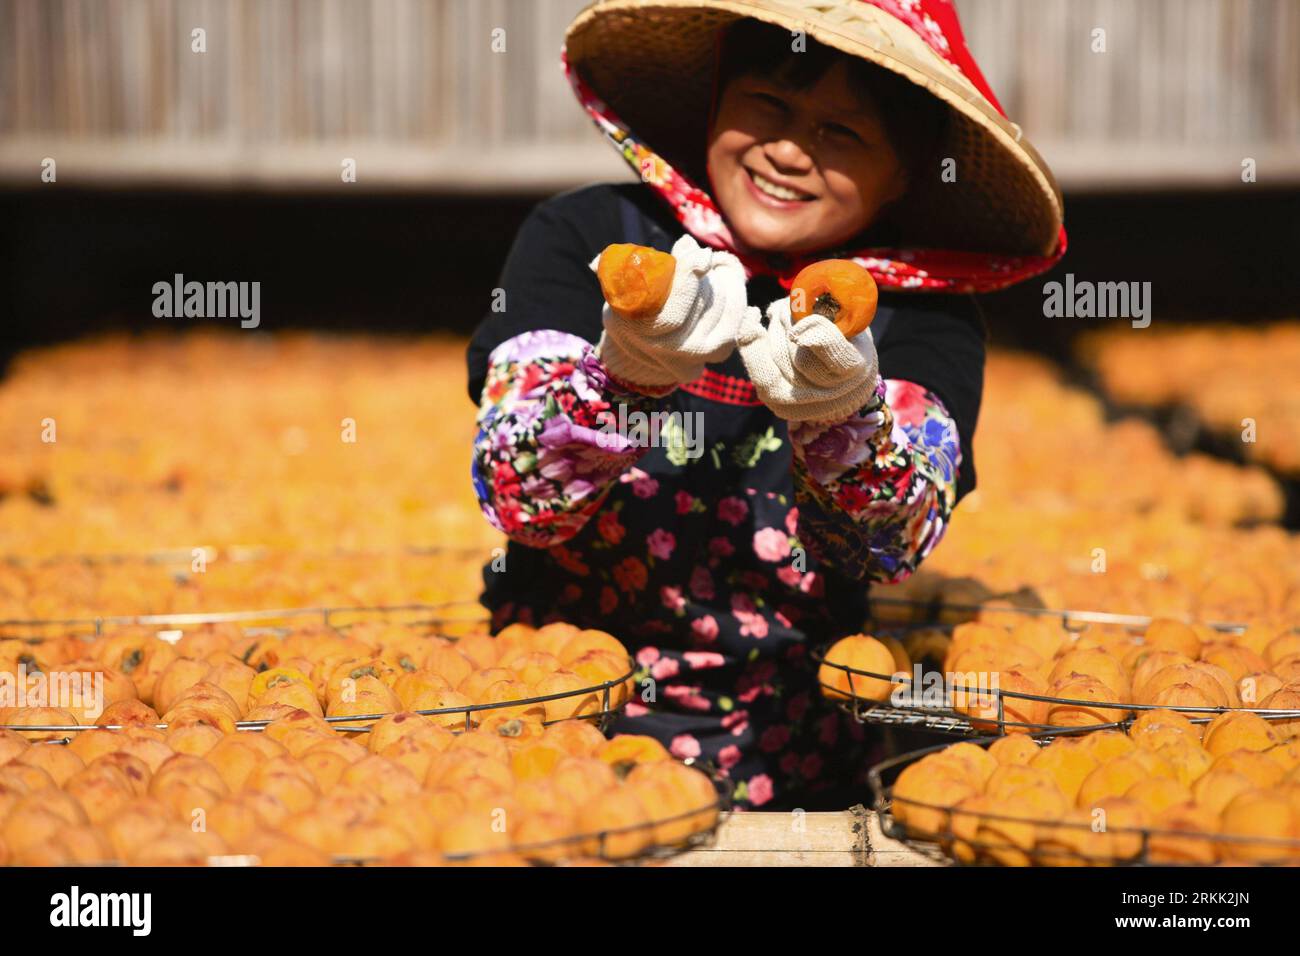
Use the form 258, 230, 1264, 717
590, 233, 748, 392
736, 295, 879, 423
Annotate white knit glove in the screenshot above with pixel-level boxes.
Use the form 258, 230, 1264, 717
737, 296, 879, 423
590, 233, 748, 390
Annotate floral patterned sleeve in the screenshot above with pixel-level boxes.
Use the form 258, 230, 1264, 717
788, 379, 962, 584
471, 329, 667, 547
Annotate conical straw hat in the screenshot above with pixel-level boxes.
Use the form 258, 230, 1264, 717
564, 0, 1064, 257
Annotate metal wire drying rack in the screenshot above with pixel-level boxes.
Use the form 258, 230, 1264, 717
0, 593, 730, 868
332, 760, 732, 868
20, 759, 731, 869
866, 594, 1255, 634
0, 543, 492, 568
813, 599, 1300, 738
0, 601, 637, 738
0, 597, 492, 639
868, 738, 1300, 866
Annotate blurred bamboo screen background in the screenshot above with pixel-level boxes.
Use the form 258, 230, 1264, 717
0, 0, 1297, 189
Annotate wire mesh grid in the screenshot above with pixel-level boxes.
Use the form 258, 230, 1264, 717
867, 739, 1300, 866
0, 597, 494, 640
8, 756, 731, 869
867, 594, 1256, 634
813, 601, 1300, 738
333, 761, 732, 868
0, 601, 636, 738
0, 598, 730, 868
0, 543, 492, 569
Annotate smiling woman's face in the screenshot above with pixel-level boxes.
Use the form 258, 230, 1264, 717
706, 59, 908, 256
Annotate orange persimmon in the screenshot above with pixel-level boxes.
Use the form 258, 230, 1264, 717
12, 743, 84, 786
595, 244, 676, 321
789, 259, 878, 338
597, 734, 671, 774
541, 719, 607, 757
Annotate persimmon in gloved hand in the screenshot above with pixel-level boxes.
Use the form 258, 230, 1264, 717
590, 233, 749, 392
738, 259, 880, 423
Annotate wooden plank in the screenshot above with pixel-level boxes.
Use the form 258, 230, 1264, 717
866, 811, 946, 867
6, 0, 1297, 190
665, 809, 944, 868
4, 2, 1297, 161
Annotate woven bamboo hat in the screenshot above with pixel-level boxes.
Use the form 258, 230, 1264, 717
564, 0, 1064, 258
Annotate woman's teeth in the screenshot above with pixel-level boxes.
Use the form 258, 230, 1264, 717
749, 170, 811, 202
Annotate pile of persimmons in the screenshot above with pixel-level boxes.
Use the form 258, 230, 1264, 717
820, 616, 1300, 733
2, 334, 1296, 632
0, 332, 502, 561
819, 619, 1300, 864
872, 351, 1298, 625
1080, 321, 1300, 476
1, 618, 635, 731
0, 620, 720, 865
0, 551, 488, 621
889, 712, 1300, 865
3, 326, 1299, 867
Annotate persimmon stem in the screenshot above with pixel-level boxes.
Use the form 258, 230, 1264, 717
812, 292, 841, 322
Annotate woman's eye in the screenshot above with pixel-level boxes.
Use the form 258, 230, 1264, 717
749, 92, 786, 110
822, 123, 863, 144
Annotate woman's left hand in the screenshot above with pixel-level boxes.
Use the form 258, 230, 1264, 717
737, 295, 879, 423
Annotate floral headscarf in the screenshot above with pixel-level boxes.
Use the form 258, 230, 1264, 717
561, 0, 1067, 294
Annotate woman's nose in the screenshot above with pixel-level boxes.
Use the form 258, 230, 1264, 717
764, 136, 815, 173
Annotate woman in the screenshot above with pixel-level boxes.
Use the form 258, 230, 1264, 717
466, 0, 1065, 810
